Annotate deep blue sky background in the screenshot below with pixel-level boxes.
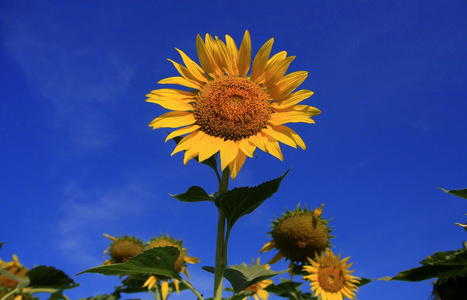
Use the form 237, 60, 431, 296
1, 1, 466, 299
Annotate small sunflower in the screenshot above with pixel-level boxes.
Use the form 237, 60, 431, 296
102, 234, 145, 264
143, 234, 200, 300
260, 204, 332, 275
0, 255, 33, 300
303, 249, 360, 300
147, 30, 320, 179
242, 258, 273, 300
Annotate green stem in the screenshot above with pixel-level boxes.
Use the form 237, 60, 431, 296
213, 168, 230, 300
153, 282, 162, 300
0, 288, 18, 300
178, 277, 204, 300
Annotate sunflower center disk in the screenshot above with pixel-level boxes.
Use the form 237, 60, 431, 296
318, 266, 345, 293
193, 75, 271, 142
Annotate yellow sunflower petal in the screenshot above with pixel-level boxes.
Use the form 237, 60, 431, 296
220, 139, 240, 171
250, 37, 274, 81
237, 30, 251, 77
158, 76, 202, 90
228, 150, 247, 180
149, 111, 196, 129
269, 71, 308, 99
175, 48, 208, 83
248, 133, 268, 152
267, 251, 284, 265
269, 111, 316, 125
238, 138, 256, 158
262, 135, 283, 161
271, 89, 314, 108
197, 134, 223, 162
174, 279, 180, 294
171, 131, 203, 155
165, 125, 200, 142
264, 56, 295, 87
146, 96, 193, 111
161, 280, 169, 300
167, 59, 205, 85
256, 51, 287, 84
260, 240, 275, 253
196, 34, 221, 75
225, 34, 239, 73
184, 256, 201, 264
148, 88, 194, 100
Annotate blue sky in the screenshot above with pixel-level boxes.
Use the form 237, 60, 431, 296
1, 1, 466, 299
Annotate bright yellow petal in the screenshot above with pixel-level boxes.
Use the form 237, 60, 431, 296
171, 131, 203, 155
196, 34, 220, 75
161, 280, 169, 300
265, 124, 306, 150
220, 140, 239, 171
238, 138, 256, 158
146, 96, 193, 111
198, 134, 223, 162
269, 71, 308, 99
250, 38, 274, 81
289, 104, 321, 117
271, 89, 314, 108
184, 256, 201, 264
259, 240, 275, 253
267, 251, 284, 265
167, 58, 205, 85
269, 111, 316, 125
174, 279, 180, 294
149, 111, 196, 129
256, 51, 287, 84
261, 125, 297, 149
225, 34, 239, 73
148, 88, 194, 100
158, 76, 202, 90
175, 48, 208, 83
264, 56, 295, 88
237, 30, 251, 77
248, 133, 268, 152
165, 125, 200, 142
228, 150, 247, 180
183, 131, 206, 164
262, 135, 283, 161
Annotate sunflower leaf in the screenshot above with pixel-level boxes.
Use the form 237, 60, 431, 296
439, 187, 467, 199
203, 264, 287, 294
171, 186, 213, 203
27, 266, 78, 289
390, 247, 467, 281
215, 170, 288, 231
77, 247, 181, 279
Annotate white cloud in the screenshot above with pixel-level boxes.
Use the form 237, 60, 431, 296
57, 183, 152, 267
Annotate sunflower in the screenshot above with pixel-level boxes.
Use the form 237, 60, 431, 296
102, 233, 145, 265
303, 249, 359, 300
147, 30, 320, 179
242, 258, 273, 300
260, 204, 332, 276
0, 255, 33, 300
143, 235, 200, 300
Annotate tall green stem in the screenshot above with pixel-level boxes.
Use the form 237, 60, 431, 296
213, 168, 230, 300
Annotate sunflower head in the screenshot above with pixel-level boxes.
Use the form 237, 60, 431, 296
0, 255, 29, 288
261, 204, 332, 265
303, 249, 360, 300
147, 30, 320, 179
242, 258, 273, 300
103, 234, 145, 264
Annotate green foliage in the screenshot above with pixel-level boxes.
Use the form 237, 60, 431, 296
27, 266, 78, 290
265, 278, 315, 300
0, 242, 4, 250
391, 246, 467, 282
203, 264, 287, 294
77, 247, 182, 280
171, 186, 213, 203
215, 170, 288, 231
439, 187, 467, 199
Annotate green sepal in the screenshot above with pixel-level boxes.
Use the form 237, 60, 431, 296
390, 247, 467, 282
0, 268, 30, 290
439, 187, 467, 199
203, 264, 287, 294
27, 266, 78, 290
77, 247, 182, 280
0, 242, 4, 250
171, 186, 213, 203
215, 170, 288, 231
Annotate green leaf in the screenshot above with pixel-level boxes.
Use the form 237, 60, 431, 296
203, 264, 287, 294
0, 242, 4, 250
391, 247, 467, 281
27, 266, 78, 290
215, 170, 288, 230
77, 247, 181, 279
171, 186, 213, 203
439, 187, 467, 199
264, 278, 303, 294
356, 277, 372, 287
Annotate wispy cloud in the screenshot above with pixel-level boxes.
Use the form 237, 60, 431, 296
57, 183, 152, 267
0, 5, 134, 153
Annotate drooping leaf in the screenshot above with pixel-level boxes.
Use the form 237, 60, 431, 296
203, 264, 287, 294
264, 278, 303, 294
27, 266, 78, 290
171, 186, 213, 203
356, 277, 372, 287
439, 187, 467, 199
77, 247, 181, 279
215, 170, 288, 230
